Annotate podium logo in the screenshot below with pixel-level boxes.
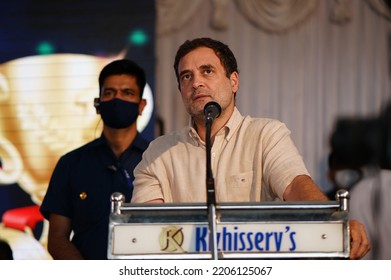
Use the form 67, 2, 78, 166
159, 226, 185, 252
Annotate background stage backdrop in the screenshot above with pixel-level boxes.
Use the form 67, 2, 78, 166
0, 0, 155, 258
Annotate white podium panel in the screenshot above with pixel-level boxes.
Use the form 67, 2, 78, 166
108, 191, 350, 260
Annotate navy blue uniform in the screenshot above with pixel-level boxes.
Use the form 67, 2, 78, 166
40, 134, 149, 259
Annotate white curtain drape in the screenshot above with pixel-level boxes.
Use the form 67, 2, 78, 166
154, 0, 391, 193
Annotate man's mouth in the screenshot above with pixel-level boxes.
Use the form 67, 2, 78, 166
192, 94, 209, 102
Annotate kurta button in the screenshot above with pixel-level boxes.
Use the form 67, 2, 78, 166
79, 192, 87, 200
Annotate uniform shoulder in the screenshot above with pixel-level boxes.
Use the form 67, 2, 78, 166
59, 138, 102, 160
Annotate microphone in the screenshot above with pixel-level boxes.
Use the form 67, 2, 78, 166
204, 102, 221, 123
203, 101, 220, 260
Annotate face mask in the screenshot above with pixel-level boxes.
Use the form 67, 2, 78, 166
99, 98, 140, 129
334, 169, 362, 190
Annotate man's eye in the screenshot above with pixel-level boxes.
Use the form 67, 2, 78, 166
181, 74, 191, 81
204, 69, 212, 74
124, 90, 135, 96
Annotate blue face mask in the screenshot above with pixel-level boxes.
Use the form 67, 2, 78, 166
99, 98, 140, 129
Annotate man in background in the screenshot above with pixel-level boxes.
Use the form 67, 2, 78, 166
40, 59, 149, 259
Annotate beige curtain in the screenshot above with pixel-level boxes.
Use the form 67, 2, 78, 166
154, 0, 391, 193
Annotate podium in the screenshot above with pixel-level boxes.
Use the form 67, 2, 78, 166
108, 190, 350, 259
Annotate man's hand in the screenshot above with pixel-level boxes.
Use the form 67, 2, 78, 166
349, 219, 371, 259
283, 175, 371, 259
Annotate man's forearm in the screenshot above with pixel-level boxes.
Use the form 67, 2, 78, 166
283, 175, 328, 201
47, 238, 84, 260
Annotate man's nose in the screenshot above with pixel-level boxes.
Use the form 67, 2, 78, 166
192, 74, 205, 89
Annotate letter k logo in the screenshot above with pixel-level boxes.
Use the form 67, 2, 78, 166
159, 226, 185, 252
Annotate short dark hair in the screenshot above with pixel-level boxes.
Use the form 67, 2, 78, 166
98, 59, 146, 98
173, 38, 239, 86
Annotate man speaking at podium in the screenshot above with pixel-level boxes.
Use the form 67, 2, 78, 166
132, 38, 370, 259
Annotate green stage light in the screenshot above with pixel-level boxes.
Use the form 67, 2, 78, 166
129, 29, 148, 46
37, 41, 55, 55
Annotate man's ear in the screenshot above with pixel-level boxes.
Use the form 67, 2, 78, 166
138, 99, 147, 115
230, 71, 239, 93
94, 97, 100, 114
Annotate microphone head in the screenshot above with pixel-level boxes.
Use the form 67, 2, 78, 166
204, 101, 221, 120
